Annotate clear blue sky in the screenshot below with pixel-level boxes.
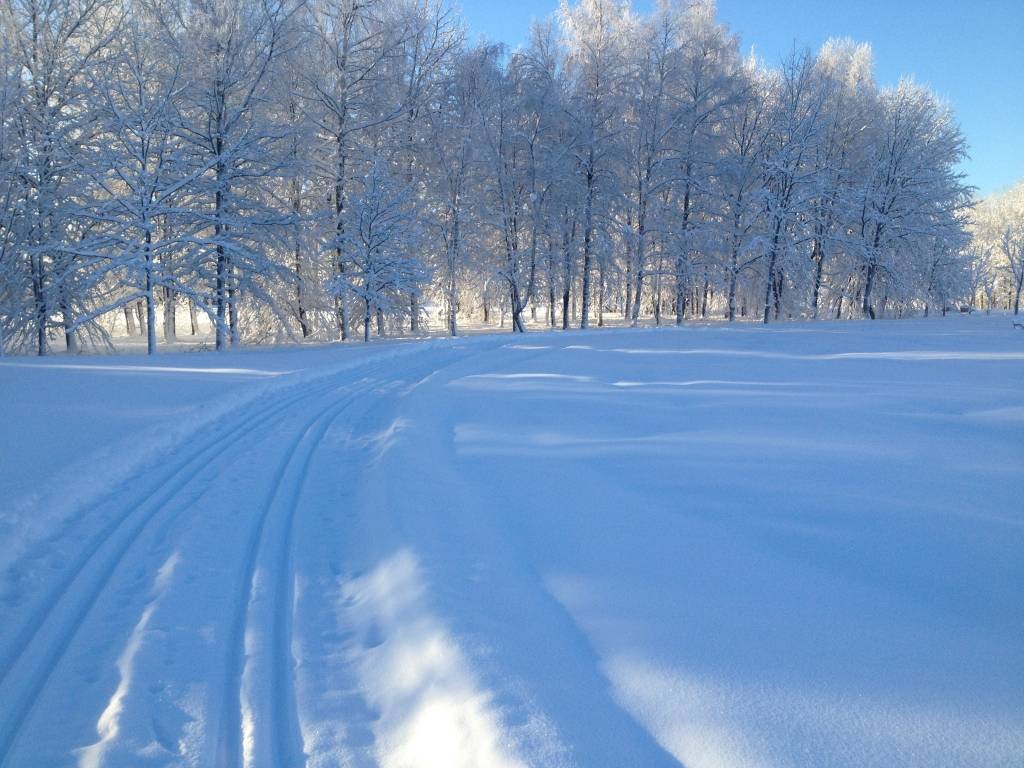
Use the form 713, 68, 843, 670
459, 0, 1023, 197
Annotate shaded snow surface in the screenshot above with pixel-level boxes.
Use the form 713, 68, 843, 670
0, 316, 1022, 768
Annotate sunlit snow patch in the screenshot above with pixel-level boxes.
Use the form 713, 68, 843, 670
339, 550, 528, 768
77, 552, 182, 768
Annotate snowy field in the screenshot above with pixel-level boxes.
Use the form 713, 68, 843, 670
1, 315, 1022, 768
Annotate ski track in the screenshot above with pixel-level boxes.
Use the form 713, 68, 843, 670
218, 347, 473, 768
0, 346, 456, 767
0, 378, 326, 681
0, 381, 343, 765
215, 385, 367, 768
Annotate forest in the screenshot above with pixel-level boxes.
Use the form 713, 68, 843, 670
0, 0, 1019, 355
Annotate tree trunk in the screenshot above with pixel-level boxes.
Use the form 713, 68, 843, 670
215, 242, 228, 350
31, 254, 47, 356
145, 232, 156, 355
510, 285, 526, 333
293, 183, 309, 338
773, 269, 784, 320
674, 254, 687, 326
135, 299, 147, 337
624, 256, 633, 323
145, 279, 156, 355
811, 238, 825, 319
727, 261, 738, 322
674, 179, 693, 327
653, 259, 663, 326
189, 299, 199, 336
762, 221, 782, 325
446, 223, 459, 336
164, 286, 177, 344
228, 275, 239, 346
562, 225, 573, 331
123, 304, 136, 335
862, 262, 877, 319
61, 293, 78, 354
631, 261, 645, 326
580, 163, 595, 329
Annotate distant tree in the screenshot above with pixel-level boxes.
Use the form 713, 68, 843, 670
848, 80, 971, 318
330, 160, 427, 342
973, 182, 1024, 314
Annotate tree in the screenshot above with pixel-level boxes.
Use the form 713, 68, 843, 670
713, 58, 769, 321
805, 38, 875, 318
70, 10, 192, 355
0, 0, 119, 354
757, 51, 827, 324
848, 80, 970, 318
974, 182, 1024, 314
560, 0, 628, 329
168, 0, 294, 349
0, 0, 982, 352
330, 160, 426, 342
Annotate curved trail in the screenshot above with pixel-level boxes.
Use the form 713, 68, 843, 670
215, 387, 364, 768
0, 344, 468, 768
0, 341, 481, 768
219, 347, 474, 768
0, 372, 357, 765
0, 377, 327, 680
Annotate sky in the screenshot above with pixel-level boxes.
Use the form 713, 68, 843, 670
458, 0, 1023, 198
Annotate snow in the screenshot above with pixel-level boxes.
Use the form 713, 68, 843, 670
0, 315, 1022, 768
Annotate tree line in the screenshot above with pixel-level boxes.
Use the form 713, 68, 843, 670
0, 0, 986, 355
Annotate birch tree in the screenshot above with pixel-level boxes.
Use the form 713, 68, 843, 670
0, 0, 118, 354
974, 182, 1024, 314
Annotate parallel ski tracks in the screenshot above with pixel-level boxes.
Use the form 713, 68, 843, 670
217, 347, 474, 768
214, 385, 367, 768
0, 367, 377, 766
0, 343, 475, 768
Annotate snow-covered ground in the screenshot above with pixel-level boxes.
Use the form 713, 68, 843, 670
1, 315, 1022, 768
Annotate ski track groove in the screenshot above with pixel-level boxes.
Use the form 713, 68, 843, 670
0, 342, 475, 768
1, 382, 315, 678
221, 346, 474, 768
0, 370, 362, 766
215, 370, 390, 768
269, 396, 356, 768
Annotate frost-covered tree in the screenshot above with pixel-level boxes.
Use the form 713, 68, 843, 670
330, 160, 426, 341
713, 58, 770, 321
973, 182, 1024, 314
424, 43, 486, 336
165, 0, 294, 349
756, 52, 827, 323
620, 2, 683, 325
560, 0, 628, 329
805, 39, 875, 318
0, 0, 119, 354
847, 80, 970, 318
663, 0, 738, 324
0, 0, 982, 353
69, 10, 195, 355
